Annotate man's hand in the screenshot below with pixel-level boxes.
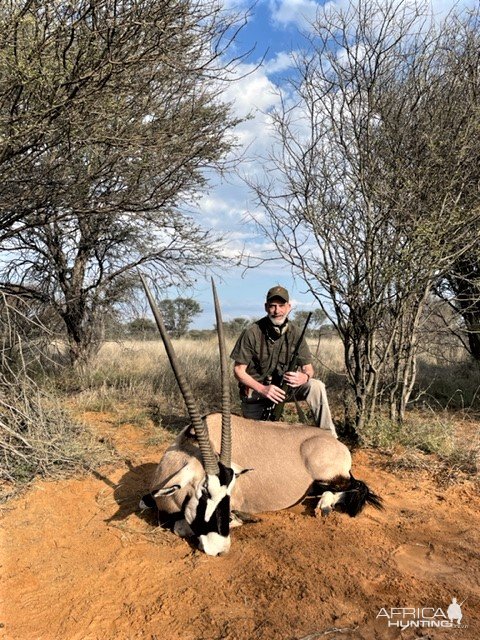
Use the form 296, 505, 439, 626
260, 384, 286, 404
283, 371, 309, 388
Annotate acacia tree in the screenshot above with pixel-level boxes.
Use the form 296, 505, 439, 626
434, 13, 480, 361
127, 318, 157, 339
0, 0, 245, 367
160, 297, 202, 337
293, 309, 326, 328
442, 254, 480, 361
250, 0, 480, 430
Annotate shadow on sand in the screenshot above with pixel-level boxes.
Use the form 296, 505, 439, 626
92, 461, 203, 551
92, 461, 165, 528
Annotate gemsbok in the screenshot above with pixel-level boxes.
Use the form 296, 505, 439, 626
139, 276, 383, 556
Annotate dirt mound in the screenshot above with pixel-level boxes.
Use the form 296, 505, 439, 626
1, 415, 479, 640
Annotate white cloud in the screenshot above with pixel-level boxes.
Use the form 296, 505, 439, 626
264, 51, 297, 74
269, 0, 321, 29
223, 63, 279, 114
268, 0, 476, 32
198, 194, 242, 220
220, 62, 285, 158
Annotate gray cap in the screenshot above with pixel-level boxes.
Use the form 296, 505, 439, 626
266, 286, 289, 302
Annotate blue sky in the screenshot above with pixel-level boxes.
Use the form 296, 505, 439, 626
172, 0, 474, 329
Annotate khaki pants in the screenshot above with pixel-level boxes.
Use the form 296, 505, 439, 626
241, 379, 337, 437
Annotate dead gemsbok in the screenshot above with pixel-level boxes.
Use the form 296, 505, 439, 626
139, 276, 383, 556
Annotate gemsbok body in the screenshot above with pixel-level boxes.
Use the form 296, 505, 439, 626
139, 276, 383, 556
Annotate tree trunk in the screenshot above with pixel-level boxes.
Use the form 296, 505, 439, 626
62, 297, 102, 371
465, 317, 480, 361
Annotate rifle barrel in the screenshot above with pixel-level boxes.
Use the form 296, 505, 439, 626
270, 312, 312, 421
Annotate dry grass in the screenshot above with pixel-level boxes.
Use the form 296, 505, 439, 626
69, 336, 347, 419
71, 336, 478, 416
94, 337, 226, 381
6, 334, 467, 489
0, 373, 114, 488
94, 336, 346, 377
308, 335, 345, 376
359, 411, 479, 483
70, 337, 238, 418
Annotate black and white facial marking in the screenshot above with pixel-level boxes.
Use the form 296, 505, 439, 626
189, 462, 236, 556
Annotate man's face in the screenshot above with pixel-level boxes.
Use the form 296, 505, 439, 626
265, 297, 291, 325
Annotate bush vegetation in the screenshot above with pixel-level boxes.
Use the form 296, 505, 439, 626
2, 330, 478, 487
0, 371, 113, 488
61, 335, 479, 480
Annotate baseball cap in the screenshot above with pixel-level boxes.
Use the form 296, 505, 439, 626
266, 286, 289, 302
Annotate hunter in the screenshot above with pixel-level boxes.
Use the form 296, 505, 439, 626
230, 285, 337, 436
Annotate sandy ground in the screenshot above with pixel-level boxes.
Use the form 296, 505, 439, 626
1, 412, 479, 640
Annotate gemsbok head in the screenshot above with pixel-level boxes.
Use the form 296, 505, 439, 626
139, 275, 235, 556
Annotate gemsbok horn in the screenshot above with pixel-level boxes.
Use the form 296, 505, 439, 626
139, 274, 235, 555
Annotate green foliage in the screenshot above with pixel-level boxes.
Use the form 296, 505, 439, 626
127, 318, 157, 339
416, 359, 480, 411
219, 317, 251, 338
159, 298, 202, 337
361, 412, 479, 480
359, 415, 455, 456
293, 309, 326, 329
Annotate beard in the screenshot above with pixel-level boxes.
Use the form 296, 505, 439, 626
268, 314, 288, 327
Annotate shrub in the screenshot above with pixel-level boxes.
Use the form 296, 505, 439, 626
0, 372, 112, 484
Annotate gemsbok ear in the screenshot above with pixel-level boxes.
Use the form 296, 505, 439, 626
152, 463, 195, 497
231, 463, 254, 477
235, 469, 254, 478
153, 484, 182, 497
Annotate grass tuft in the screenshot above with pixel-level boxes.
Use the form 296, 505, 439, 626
0, 374, 114, 486
360, 412, 479, 482
359, 414, 456, 455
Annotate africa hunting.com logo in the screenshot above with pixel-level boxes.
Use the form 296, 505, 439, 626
377, 597, 468, 630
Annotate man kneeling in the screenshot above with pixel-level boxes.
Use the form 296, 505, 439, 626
230, 285, 337, 437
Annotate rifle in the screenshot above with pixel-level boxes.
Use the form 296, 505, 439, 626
262, 312, 312, 421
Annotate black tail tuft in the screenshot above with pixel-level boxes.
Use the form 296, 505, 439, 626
338, 474, 384, 517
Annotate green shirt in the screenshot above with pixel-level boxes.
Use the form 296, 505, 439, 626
230, 317, 312, 383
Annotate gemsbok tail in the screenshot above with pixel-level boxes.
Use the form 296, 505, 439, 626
338, 473, 384, 517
